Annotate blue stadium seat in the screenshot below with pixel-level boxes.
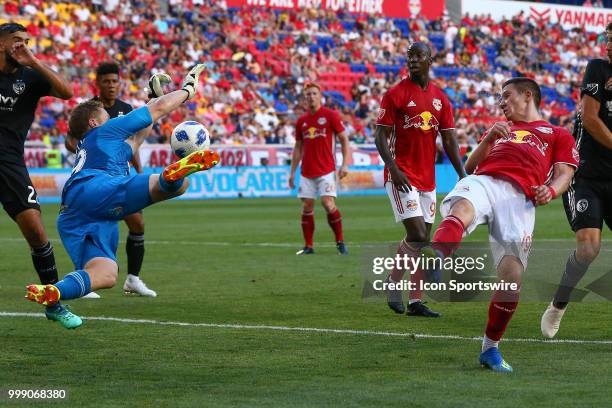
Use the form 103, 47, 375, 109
341, 21, 356, 31
350, 64, 368, 73
428, 33, 445, 51
255, 41, 269, 51
542, 63, 562, 74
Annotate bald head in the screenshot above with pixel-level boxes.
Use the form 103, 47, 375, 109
408, 42, 432, 58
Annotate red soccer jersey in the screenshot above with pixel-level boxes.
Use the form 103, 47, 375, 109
376, 78, 455, 191
295, 106, 345, 178
475, 120, 579, 201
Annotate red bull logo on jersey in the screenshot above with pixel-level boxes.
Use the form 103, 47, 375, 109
402, 111, 439, 132
304, 126, 327, 140
496, 130, 549, 156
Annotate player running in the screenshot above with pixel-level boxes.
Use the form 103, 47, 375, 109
289, 82, 350, 255
541, 23, 612, 338
0, 23, 78, 328
429, 77, 578, 372
24, 65, 219, 319
374, 42, 465, 317
67, 61, 163, 298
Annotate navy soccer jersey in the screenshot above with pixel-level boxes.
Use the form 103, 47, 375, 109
0, 66, 51, 163
64, 106, 152, 193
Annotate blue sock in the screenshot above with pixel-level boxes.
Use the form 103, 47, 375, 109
55, 270, 91, 300
159, 174, 185, 193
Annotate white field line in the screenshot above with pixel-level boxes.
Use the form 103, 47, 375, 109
1, 312, 611, 345
0, 237, 611, 250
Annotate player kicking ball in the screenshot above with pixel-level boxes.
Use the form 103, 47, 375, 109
428, 78, 578, 372
24, 65, 219, 324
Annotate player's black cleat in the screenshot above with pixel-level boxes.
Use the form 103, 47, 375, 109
336, 241, 348, 255
296, 247, 314, 255
406, 301, 440, 318
385, 275, 405, 314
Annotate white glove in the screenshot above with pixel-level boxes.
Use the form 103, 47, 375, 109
148, 72, 172, 99
181, 64, 205, 101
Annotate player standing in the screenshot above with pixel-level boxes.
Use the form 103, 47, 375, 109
374, 42, 466, 317
288, 82, 350, 255
0, 23, 79, 328
430, 78, 577, 372
24, 65, 219, 315
67, 62, 157, 298
541, 23, 612, 337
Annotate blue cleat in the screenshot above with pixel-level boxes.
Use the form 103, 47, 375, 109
296, 247, 314, 255
45, 303, 83, 330
336, 241, 348, 255
479, 347, 513, 373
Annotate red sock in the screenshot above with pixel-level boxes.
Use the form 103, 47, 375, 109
326, 208, 344, 242
432, 215, 465, 257
485, 289, 520, 341
301, 211, 314, 248
409, 267, 424, 301
390, 240, 419, 282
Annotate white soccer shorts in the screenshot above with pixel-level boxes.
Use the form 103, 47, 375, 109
440, 174, 535, 268
385, 182, 436, 224
298, 171, 337, 199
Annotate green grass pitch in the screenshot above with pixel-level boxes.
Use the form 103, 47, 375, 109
0, 196, 610, 407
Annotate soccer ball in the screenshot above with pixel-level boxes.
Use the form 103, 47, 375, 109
170, 121, 211, 158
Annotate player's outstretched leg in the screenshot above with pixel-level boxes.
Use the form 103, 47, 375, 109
162, 149, 219, 182
479, 257, 522, 373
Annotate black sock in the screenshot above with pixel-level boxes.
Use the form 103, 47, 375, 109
553, 250, 590, 309
126, 233, 145, 277
31, 242, 59, 285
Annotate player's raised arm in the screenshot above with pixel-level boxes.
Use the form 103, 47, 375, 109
10, 42, 72, 100
146, 64, 205, 122
374, 125, 411, 192
440, 129, 466, 179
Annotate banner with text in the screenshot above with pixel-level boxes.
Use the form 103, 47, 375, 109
225, 0, 445, 20
25, 144, 386, 168
29, 164, 461, 202
462, 0, 612, 32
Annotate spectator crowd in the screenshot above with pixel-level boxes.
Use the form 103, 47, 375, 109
1, 0, 608, 162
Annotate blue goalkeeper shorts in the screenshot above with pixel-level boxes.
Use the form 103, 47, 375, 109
57, 173, 151, 269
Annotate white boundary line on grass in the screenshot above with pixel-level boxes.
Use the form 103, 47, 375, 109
1, 311, 611, 345
0, 237, 611, 249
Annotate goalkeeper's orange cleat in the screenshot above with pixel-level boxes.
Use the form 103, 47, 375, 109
25, 284, 60, 306
162, 150, 220, 182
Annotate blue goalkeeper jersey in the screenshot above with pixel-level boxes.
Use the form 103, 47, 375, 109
63, 106, 152, 193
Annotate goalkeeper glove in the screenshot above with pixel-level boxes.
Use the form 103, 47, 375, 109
181, 64, 205, 101
148, 72, 172, 99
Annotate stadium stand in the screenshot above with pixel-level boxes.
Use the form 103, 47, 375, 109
0, 0, 608, 162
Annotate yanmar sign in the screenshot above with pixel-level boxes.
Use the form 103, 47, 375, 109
462, 0, 612, 32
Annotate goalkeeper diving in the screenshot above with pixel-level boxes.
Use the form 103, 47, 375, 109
24, 65, 219, 325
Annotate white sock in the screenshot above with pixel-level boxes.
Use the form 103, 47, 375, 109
482, 335, 499, 352
408, 299, 421, 305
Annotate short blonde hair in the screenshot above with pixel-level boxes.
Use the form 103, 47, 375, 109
68, 100, 105, 140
